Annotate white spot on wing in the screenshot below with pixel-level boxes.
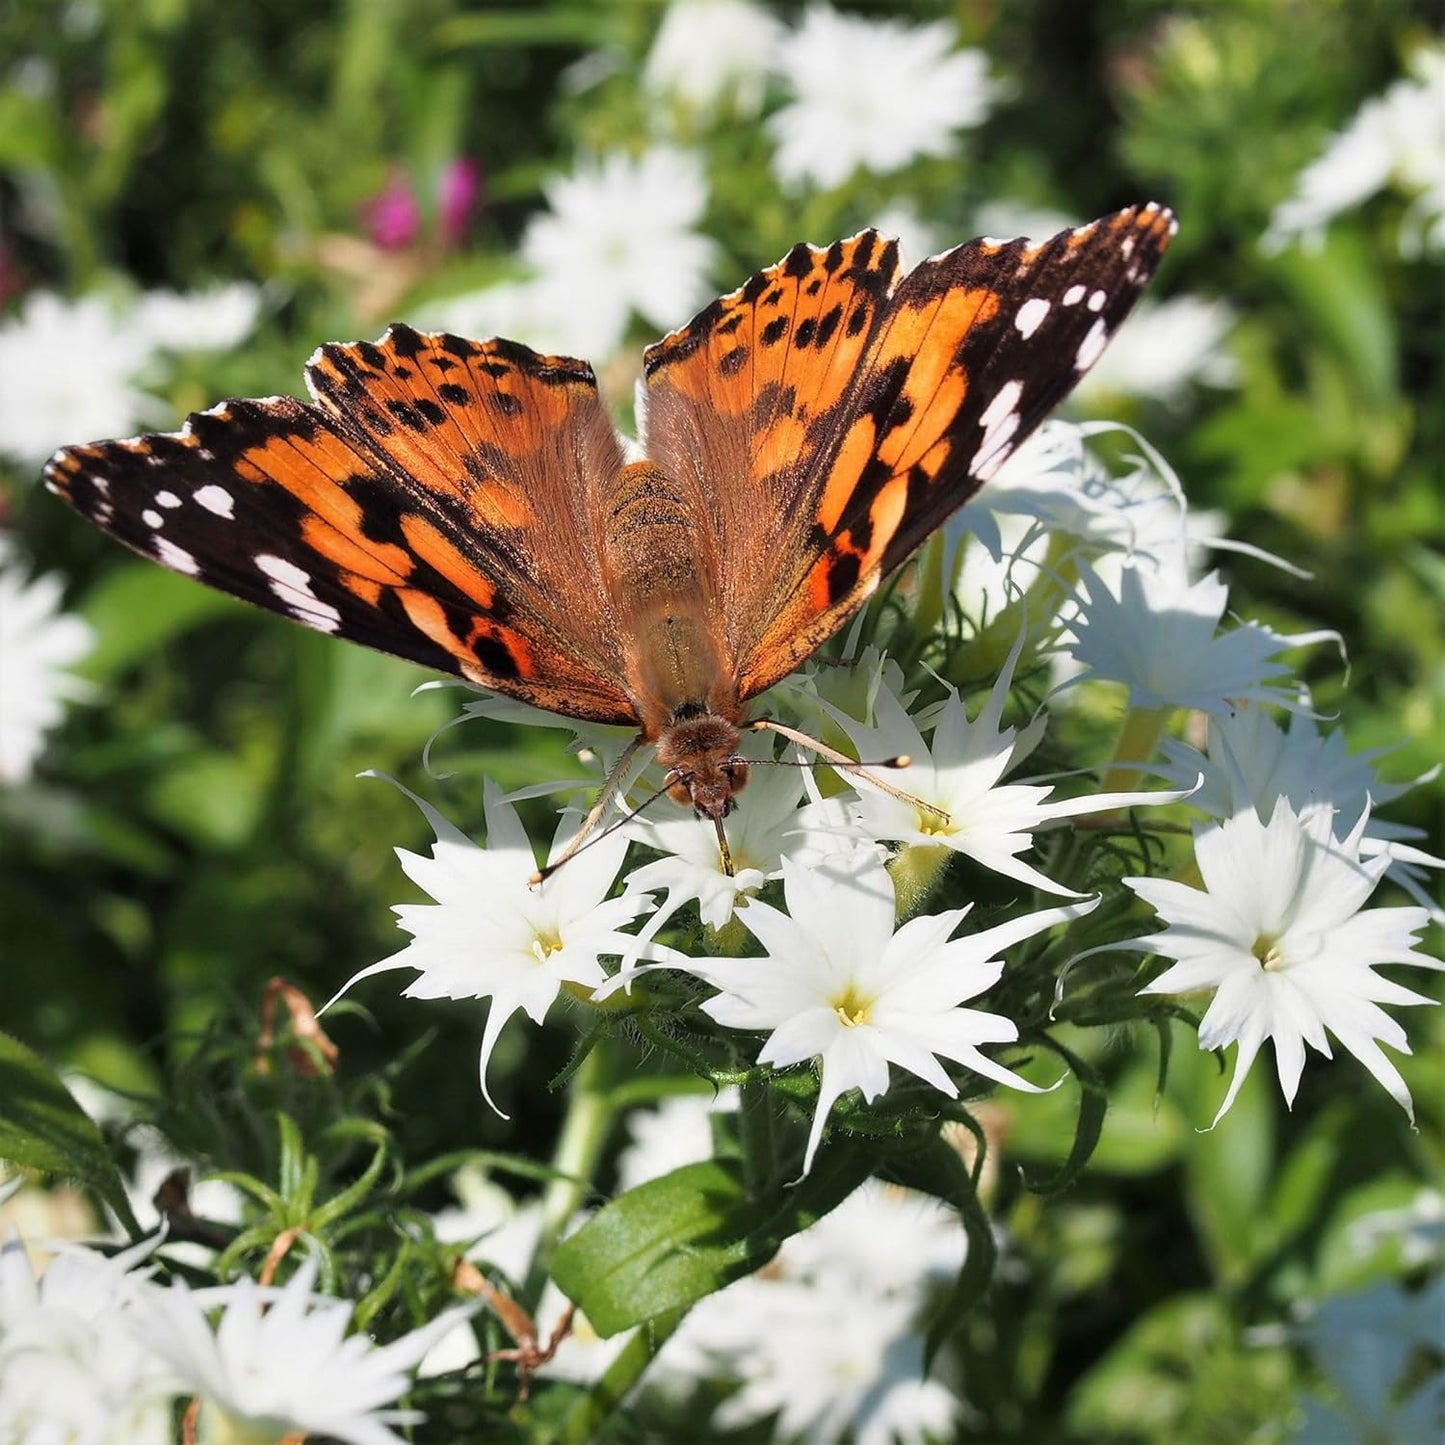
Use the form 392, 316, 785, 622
194, 484, 235, 518
154, 536, 200, 574
1087, 289, 1107, 312
142, 508, 163, 529
1075, 317, 1110, 371
1062, 284, 1085, 306
971, 378, 1024, 480
156, 490, 182, 508
255, 553, 342, 633
1013, 297, 1051, 339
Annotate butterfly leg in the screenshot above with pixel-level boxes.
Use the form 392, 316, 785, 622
530, 733, 648, 885
745, 718, 949, 822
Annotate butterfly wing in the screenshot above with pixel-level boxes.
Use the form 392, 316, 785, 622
642, 203, 1177, 702
45, 329, 639, 723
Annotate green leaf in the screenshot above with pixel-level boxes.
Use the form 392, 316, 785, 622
551, 1147, 875, 1337
1265, 227, 1399, 408
0, 1034, 140, 1237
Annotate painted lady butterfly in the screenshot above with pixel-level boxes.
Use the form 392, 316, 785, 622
47, 204, 1175, 833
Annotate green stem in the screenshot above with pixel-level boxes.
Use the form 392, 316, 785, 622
1101, 705, 1173, 796
520, 1042, 615, 1314
545, 1307, 688, 1445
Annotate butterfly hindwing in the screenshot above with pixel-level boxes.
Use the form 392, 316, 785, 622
644, 204, 1177, 702
44, 386, 639, 723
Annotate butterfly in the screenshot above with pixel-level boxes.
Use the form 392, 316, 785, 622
47, 203, 1175, 848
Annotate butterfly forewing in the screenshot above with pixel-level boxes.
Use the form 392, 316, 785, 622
47, 204, 1175, 777
722, 203, 1178, 698
45, 377, 639, 724
640, 231, 901, 655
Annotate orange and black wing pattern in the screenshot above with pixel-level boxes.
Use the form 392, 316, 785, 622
45, 327, 639, 724
642, 203, 1177, 702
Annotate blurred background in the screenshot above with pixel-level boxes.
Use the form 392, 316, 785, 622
1, 1, 1441, 1438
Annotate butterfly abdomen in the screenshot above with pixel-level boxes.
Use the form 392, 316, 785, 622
600, 460, 736, 737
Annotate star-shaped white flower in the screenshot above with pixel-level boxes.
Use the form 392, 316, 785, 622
0, 287, 259, 466
1263, 43, 1445, 258
0, 1233, 173, 1445
688, 851, 1095, 1172
332, 777, 651, 1113
1128, 798, 1440, 1126
0, 544, 93, 784
768, 6, 998, 191
1068, 558, 1337, 714
643, 0, 783, 116
827, 637, 1194, 896
431, 147, 717, 359
131, 1256, 475, 1445
1159, 705, 1444, 922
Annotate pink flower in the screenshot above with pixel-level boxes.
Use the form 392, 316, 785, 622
437, 157, 482, 247
362, 169, 422, 252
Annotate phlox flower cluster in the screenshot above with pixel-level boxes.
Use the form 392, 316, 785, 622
347, 413, 1440, 1205
1264, 42, 1445, 258
0, 1234, 469, 1445
0, 284, 261, 467
0, 535, 93, 784
432, 1, 1004, 362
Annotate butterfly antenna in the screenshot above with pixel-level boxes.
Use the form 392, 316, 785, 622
746, 717, 949, 822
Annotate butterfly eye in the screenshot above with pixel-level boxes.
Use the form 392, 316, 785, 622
723, 760, 749, 796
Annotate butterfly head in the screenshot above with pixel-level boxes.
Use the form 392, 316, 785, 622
654, 711, 748, 821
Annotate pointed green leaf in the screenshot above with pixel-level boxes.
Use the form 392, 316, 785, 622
0, 1034, 140, 1237
552, 1146, 875, 1337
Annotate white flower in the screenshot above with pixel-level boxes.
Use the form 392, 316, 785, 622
769, 7, 998, 191
1158, 706, 1444, 922
331, 778, 651, 1114
128, 282, 261, 353
1128, 799, 1440, 1126
0, 293, 159, 466
0, 287, 259, 466
0, 544, 93, 783
620, 735, 871, 952
1264, 45, 1445, 257
778, 1178, 966, 1307
616, 1089, 738, 1192
690, 851, 1093, 1172
1067, 558, 1335, 714
828, 640, 1193, 897
704, 1279, 959, 1444
643, 0, 782, 116
948, 421, 1225, 619
1072, 295, 1239, 407
432, 148, 716, 359
132, 1256, 474, 1445
0, 1233, 174, 1445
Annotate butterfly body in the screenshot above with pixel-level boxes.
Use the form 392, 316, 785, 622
46, 204, 1177, 825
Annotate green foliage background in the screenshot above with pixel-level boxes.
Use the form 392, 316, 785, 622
2, 1, 1441, 1440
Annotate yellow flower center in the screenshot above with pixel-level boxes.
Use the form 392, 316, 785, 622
832, 982, 874, 1028
1252, 933, 1285, 970
531, 931, 563, 964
